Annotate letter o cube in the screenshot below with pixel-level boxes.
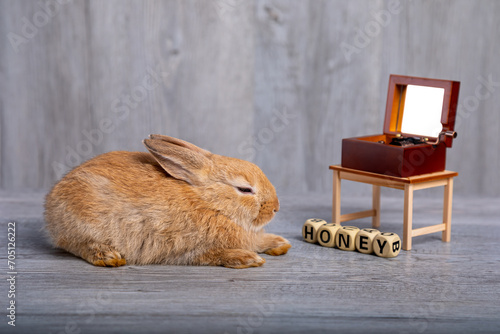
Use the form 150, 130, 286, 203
302, 218, 327, 243
336, 226, 360, 251
317, 223, 341, 248
355, 228, 380, 254
373, 232, 401, 258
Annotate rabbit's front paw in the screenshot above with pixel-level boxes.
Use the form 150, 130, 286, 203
257, 233, 292, 256
220, 249, 266, 269
84, 243, 126, 267
265, 243, 291, 256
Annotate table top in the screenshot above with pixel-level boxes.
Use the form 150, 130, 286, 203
329, 165, 458, 184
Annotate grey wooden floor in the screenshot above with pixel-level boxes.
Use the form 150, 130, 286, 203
1, 191, 499, 334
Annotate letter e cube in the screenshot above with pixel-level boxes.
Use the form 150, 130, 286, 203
355, 228, 380, 254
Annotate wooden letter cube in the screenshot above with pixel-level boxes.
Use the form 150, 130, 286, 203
317, 224, 341, 248
373, 232, 401, 258
302, 218, 327, 243
355, 228, 381, 254
336, 226, 360, 251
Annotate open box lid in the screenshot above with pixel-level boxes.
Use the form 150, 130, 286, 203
383, 75, 460, 147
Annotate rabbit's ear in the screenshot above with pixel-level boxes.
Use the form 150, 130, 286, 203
143, 138, 210, 185
148, 134, 211, 156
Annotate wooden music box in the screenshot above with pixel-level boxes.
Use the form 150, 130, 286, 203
342, 75, 460, 177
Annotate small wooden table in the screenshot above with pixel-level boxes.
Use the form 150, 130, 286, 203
330, 165, 458, 250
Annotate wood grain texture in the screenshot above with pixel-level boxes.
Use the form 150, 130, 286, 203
0, 0, 499, 196
1, 193, 500, 333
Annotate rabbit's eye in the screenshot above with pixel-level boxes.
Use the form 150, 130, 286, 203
237, 187, 254, 195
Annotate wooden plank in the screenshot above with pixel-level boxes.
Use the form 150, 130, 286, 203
442, 178, 454, 242
340, 209, 375, 222
338, 170, 406, 190
407, 171, 459, 184
412, 178, 449, 190
0, 193, 500, 333
372, 185, 381, 229
403, 183, 414, 250
412, 223, 446, 237
0, 0, 255, 191
2, 193, 500, 333
0, 0, 499, 199
332, 169, 341, 224
331, 165, 458, 185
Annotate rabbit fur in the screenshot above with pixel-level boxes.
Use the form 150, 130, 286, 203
44, 134, 291, 269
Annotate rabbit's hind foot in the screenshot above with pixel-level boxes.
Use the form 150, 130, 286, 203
83, 243, 126, 267
223, 250, 266, 269
197, 249, 265, 269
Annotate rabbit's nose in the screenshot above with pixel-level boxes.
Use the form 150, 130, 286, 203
273, 199, 280, 213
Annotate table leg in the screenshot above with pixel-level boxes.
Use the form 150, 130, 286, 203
403, 184, 414, 250
442, 178, 454, 242
372, 185, 381, 229
332, 170, 341, 225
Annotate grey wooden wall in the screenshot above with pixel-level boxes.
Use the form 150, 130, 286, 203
1, 0, 499, 197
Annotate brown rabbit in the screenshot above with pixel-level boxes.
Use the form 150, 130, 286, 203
44, 134, 291, 268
